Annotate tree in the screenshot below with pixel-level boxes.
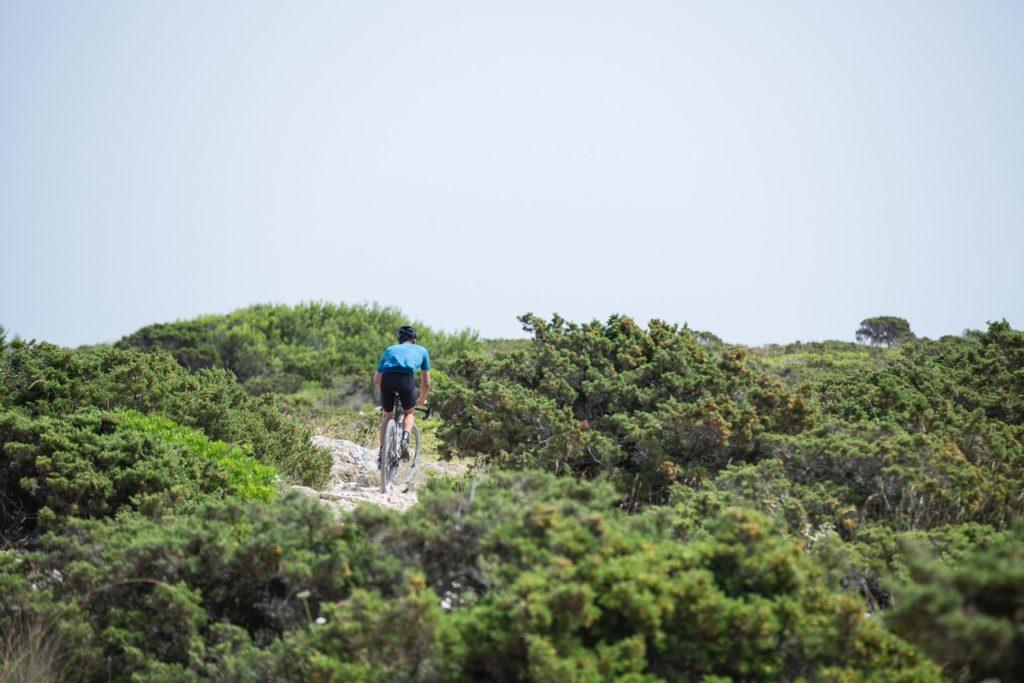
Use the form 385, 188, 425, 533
856, 316, 914, 347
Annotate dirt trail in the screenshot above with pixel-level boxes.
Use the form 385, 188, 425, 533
286, 436, 466, 512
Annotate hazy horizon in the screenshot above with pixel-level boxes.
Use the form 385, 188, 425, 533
0, 296, 1013, 349
3, 1, 1022, 347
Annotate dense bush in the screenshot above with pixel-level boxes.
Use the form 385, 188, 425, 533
433, 314, 815, 504
0, 340, 328, 486
665, 457, 1017, 610
393, 472, 939, 681
0, 409, 275, 544
0, 492, 361, 680
427, 313, 1024, 679
802, 325, 1024, 530
116, 302, 481, 413
887, 524, 1024, 682
813, 321, 1024, 431
0, 472, 940, 681
118, 411, 277, 502
435, 317, 1024, 520
763, 424, 1023, 530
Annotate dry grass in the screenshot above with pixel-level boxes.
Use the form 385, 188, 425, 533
0, 619, 70, 683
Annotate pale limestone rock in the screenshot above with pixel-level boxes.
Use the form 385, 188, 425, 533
287, 436, 471, 513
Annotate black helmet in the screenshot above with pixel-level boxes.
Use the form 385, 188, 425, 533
397, 325, 417, 342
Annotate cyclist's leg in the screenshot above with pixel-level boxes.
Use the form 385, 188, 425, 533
396, 374, 418, 434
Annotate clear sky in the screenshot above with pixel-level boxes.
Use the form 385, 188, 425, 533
2, 1, 1022, 347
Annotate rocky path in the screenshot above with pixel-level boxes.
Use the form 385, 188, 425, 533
286, 436, 466, 512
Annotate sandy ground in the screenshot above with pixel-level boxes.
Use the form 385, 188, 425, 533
286, 436, 468, 512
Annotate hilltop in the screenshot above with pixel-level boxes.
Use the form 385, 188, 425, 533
115, 301, 481, 415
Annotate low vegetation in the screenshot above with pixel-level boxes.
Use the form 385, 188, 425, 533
2, 475, 941, 681
0, 304, 1021, 681
0, 340, 326, 489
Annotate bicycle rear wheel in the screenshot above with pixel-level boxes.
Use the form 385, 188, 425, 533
389, 425, 420, 491
380, 419, 398, 493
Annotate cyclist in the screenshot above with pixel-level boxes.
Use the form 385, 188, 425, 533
374, 325, 431, 460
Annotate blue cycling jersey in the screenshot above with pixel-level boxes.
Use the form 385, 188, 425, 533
376, 343, 430, 375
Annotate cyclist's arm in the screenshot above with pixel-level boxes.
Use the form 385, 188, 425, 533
373, 350, 387, 391
418, 370, 431, 405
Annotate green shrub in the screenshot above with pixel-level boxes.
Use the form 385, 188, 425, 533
887, 524, 1024, 682
0, 409, 276, 543
0, 493, 367, 680
0, 472, 940, 681
0, 340, 327, 486
370, 471, 938, 681
433, 314, 815, 503
273, 573, 449, 682
434, 316, 1024, 521
812, 322, 1024, 442
118, 411, 276, 502
763, 424, 1022, 530
666, 458, 1021, 611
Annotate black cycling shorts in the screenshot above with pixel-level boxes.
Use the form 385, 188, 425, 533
380, 372, 417, 412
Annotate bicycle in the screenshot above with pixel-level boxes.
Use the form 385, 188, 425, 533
379, 392, 429, 493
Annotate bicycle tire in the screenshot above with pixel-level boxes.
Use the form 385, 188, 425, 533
389, 425, 420, 491
381, 419, 398, 493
